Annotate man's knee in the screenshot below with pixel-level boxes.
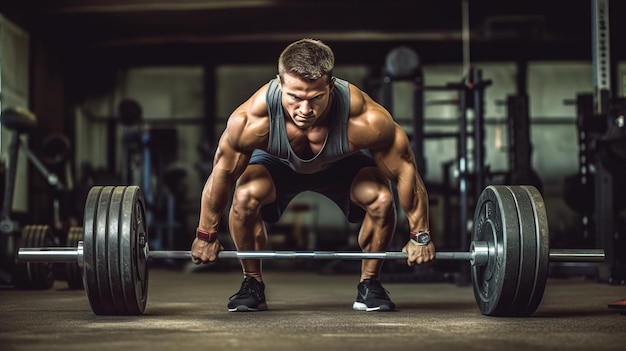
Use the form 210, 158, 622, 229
231, 186, 263, 219
363, 188, 396, 222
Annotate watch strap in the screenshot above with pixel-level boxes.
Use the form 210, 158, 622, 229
410, 231, 430, 239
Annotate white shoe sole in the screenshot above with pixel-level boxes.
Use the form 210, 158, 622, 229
228, 303, 268, 312
353, 302, 393, 312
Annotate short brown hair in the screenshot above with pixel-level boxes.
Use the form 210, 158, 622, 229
278, 39, 334, 82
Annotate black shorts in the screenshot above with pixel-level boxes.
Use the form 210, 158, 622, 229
248, 149, 377, 223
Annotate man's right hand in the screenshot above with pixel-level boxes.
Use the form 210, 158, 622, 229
190, 237, 223, 264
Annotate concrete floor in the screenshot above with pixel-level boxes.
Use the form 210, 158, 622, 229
1, 266, 625, 351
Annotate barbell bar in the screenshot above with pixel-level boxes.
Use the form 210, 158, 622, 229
14, 185, 608, 317
17, 246, 604, 264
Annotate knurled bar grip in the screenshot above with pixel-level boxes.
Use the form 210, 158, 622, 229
16, 247, 604, 264
158, 251, 472, 260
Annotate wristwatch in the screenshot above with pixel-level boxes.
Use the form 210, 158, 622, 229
410, 231, 431, 246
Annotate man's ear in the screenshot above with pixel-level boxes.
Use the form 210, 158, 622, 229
276, 74, 282, 89
329, 76, 336, 91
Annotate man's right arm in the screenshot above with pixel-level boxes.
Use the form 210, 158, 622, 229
197, 108, 257, 234
197, 83, 271, 232
191, 84, 270, 264
190, 113, 255, 264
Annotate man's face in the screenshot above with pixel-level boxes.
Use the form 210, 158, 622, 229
278, 72, 334, 129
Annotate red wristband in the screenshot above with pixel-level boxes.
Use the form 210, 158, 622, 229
196, 228, 217, 243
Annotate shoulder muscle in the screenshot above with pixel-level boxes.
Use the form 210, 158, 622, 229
224, 83, 270, 151
347, 84, 396, 150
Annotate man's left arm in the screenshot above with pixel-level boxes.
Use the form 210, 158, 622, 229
370, 124, 435, 265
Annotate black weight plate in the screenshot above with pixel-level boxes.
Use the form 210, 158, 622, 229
506, 186, 538, 316
12, 226, 35, 288
105, 187, 126, 314
16, 225, 54, 289
520, 185, 550, 316
119, 186, 149, 315
471, 186, 521, 316
13, 225, 55, 290
83, 186, 148, 315
65, 226, 84, 289
83, 186, 111, 315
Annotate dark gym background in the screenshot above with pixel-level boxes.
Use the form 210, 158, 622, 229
0, 1, 625, 350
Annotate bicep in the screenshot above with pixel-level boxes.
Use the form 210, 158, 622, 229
212, 131, 251, 179
370, 125, 416, 182
211, 111, 257, 180
212, 89, 269, 177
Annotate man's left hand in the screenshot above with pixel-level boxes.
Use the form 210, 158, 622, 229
402, 240, 435, 266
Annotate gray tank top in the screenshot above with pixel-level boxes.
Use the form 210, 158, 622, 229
265, 77, 352, 174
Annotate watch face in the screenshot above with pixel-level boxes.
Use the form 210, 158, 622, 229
416, 233, 430, 244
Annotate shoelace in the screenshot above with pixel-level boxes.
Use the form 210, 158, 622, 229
363, 280, 391, 299
229, 278, 260, 300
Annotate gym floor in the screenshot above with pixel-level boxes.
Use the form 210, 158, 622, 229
1, 266, 625, 351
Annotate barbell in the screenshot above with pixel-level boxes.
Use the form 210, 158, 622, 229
17, 185, 604, 317
18, 246, 602, 262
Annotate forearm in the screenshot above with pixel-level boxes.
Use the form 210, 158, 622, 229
397, 170, 430, 234
198, 169, 237, 232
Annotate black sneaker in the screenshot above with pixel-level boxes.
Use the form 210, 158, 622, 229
227, 277, 268, 312
352, 278, 395, 312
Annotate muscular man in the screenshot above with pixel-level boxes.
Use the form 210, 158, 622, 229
191, 39, 434, 312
